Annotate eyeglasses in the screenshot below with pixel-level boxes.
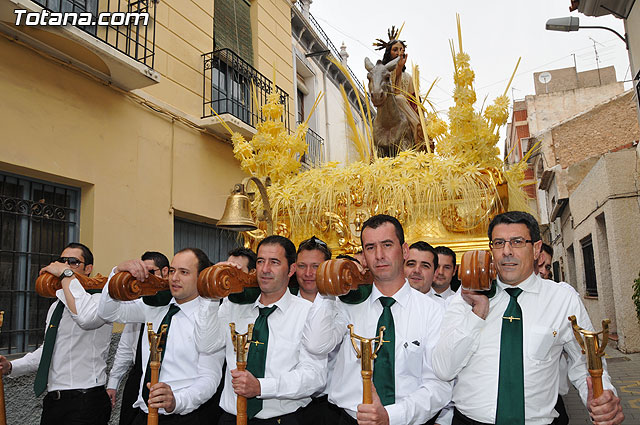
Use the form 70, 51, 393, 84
148, 268, 161, 276
489, 237, 533, 249
55, 257, 85, 268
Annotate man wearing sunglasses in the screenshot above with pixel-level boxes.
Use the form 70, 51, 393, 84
295, 236, 331, 303
0, 242, 113, 425
433, 211, 624, 425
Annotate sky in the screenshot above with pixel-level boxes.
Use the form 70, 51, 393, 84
307, 0, 632, 149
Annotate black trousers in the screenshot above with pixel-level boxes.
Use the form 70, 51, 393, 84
41, 386, 111, 425
328, 402, 439, 425
299, 395, 333, 425
453, 406, 564, 425
218, 408, 302, 425
132, 408, 202, 425
554, 395, 569, 425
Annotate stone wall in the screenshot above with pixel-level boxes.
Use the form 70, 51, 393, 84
551, 91, 640, 168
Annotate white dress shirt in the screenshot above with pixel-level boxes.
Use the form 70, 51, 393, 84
432, 272, 615, 424
107, 322, 142, 390
195, 290, 326, 419
98, 270, 224, 416
428, 287, 456, 307
303, 280, 452, 425
11, 278, 112, 391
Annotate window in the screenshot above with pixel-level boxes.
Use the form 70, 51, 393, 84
214, 0, 253, 65
210, 57, 252, 124
0, 172, 80, 355
174, 217, 242, 264
39, 0, 99, 35
581, 236, 598, 297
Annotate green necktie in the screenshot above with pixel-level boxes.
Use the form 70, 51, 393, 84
373, 296, 395, 406
496, 287, 525, 425
34, 301, 65, 396
246, 305, 277, 419
142, 304, 181, 404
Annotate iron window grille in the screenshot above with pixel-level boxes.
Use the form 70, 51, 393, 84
581, 236, 598, 297
32, 0, 156, 68
202, 48, 290, 131
0, 172, 80, 355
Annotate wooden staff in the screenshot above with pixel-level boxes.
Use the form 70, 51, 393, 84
197, 264, 259, 299
458, 250, 495, 291
147, 322, 168, 425
36, 270, 170, 300
569, 316, 610, 398
0, 311, 6, 425
347, 324, 386, 404
35, 272, 107, 298
230, 323, 253, 425
316, 259, 372, 296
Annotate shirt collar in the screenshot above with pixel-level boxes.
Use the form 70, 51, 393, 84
370, 279, 412, 309
252, 288, 292, 313
169, 296, 200, 317
496, 272, 540, 294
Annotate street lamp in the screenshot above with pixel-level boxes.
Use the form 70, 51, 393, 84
545, 17, 628, 49
217, 177, 274, 235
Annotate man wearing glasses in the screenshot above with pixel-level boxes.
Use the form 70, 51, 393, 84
433, 211, 624, 425
0, 242, 113, 425
107, 251, 170, 425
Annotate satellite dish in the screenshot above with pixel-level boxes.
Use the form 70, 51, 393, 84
538, 72, 552, 84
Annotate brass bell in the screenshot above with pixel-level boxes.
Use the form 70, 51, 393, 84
217, 184, 257, 232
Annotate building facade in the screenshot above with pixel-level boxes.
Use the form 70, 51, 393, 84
0, 0, 300, 421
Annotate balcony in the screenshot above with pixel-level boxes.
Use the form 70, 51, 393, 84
300, 125, 325, 169
201, 48, 290, 140
0, 0, 159, 90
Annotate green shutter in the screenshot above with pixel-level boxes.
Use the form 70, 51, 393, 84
214, 0, 253, 65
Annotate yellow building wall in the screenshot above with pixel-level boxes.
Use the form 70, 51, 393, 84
0, 0, 296, 277
0, 0, 296, 275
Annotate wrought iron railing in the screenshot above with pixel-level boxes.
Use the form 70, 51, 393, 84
293, 3, 366, 95
300, 123, 324, 168
32, 0, 156, 68
202, 49, 291, 131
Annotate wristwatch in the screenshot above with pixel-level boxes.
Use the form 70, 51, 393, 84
60, 268, 74, 279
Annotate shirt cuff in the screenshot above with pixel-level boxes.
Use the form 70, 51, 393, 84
258, 378, 277, 399
55, 278, 84, 306
385, 403, 406, 425
107, 376, 119, 390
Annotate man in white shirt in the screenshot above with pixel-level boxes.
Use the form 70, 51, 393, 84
432, 246, 457, 301
403, 241, 438, 295
0, 243, 113, 425
432, 211, 624, 425
195, 235, 327, 424
106, 251, 170, 425
538, 243, 553, 280
304, 214, 451, 425
295, 236, 331, 303
98, 248, 225, 425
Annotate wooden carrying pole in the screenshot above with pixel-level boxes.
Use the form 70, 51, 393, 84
230, 323, 253, 425
0, 311, 5, 425
347, 324, 386, 405
147, 322, 168, 425
569, 316, 610, 398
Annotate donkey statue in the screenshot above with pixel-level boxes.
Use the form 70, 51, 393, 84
365, 56, 414, 157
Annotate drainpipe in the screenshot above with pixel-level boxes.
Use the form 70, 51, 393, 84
322, 64, 330, 162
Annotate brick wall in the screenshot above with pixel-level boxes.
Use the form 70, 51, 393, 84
551, 91, 640, 168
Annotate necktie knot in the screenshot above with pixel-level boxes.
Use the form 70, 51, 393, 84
258, 305, 277, 317
379, 296, 395, 308
167, 304, 181, 315
505, 287, 523, 299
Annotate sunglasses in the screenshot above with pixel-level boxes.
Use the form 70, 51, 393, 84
302, 236, 327, 247
55, 257, 85, 268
